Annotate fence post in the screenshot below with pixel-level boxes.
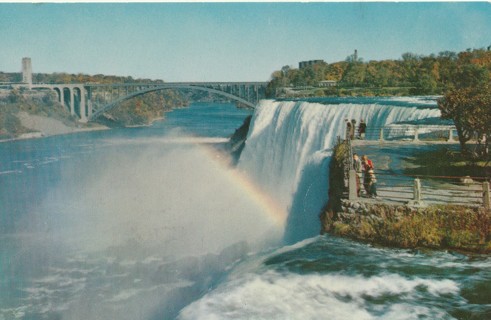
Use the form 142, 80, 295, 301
414, 178, 422, 201
483, 182, 490, 210
379, 128, 384, 142
349, 169, 358, 200
408, 178, 426, 207
414, 127, 419, 142
447, 128, 453, 142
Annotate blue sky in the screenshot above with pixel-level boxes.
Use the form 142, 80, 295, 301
1, 2, 490, 82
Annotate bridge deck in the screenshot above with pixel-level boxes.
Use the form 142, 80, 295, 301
13, 81, 269, 122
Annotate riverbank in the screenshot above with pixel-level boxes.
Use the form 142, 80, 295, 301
0, 111, 108, 143
320, 140, 491, 254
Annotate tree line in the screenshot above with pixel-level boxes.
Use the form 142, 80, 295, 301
0, 71, 158, 85
266, 48, 491, 97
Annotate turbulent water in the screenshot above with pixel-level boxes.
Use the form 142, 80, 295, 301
179, 236, 490, 320
1, 98, 489, 319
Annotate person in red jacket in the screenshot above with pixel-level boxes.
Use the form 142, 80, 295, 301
361, 155, 374, 195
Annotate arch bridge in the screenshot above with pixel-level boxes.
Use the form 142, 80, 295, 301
24, 82, 267, 122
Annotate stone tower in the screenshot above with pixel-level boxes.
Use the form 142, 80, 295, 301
22, 57, 32, 88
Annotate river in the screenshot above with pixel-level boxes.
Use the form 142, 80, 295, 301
0, 99, 489, 319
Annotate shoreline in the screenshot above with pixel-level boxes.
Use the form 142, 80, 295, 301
0, 111, 110, 143
0, 125, 110, 144
124, 116, 164, 128
0, 113, 170, 144
0, 101, 183, 144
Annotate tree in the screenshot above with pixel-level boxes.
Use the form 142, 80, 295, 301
438, 49, 491, 156
438, 84, 491, 156
408, 56, 439, 94
281, 65, 290, 76
8, 89, 21, 103
452, 63, 489, 89
413, 74, 438, 95
437, 51, 458, 89
341, 62, 366, 87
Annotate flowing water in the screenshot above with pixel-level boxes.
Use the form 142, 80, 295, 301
0, 98, 489, 319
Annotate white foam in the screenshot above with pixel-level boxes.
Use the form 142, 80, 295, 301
271, 236, 321, 256
0, 306, 29, 319
384, 96, 440, 106
380, 304, 448, 320
107, 288, 142, 303
0, 170, 21, 175
178, 271, 459, 320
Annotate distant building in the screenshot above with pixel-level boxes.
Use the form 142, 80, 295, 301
299, 60, 325, 69
22, 57, 32, 88
319, 80, 337, 87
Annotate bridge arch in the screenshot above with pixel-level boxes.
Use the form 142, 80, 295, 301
89, 84, 257, 121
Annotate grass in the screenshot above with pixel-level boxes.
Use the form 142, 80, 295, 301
403, 146, 491, 178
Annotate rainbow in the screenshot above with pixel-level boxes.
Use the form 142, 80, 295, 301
201, 145, 288, 228
226, 167, 288, 227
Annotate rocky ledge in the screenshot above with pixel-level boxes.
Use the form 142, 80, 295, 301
321, 199, 490, 254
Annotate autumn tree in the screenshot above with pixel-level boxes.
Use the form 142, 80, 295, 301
437, 51, 458, 89
437, 49, 491, 156
341, 62, 366, 87
438, 84, 491, 156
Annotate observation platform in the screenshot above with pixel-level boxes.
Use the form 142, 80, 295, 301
344, 126, 489, 209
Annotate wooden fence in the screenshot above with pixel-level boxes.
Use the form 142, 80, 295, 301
348, 170, 490, 209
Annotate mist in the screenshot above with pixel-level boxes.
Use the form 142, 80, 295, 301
31, 139, 278, 254
11, 136, 282, 319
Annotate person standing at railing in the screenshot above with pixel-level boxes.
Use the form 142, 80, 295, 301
345, 119, 352, 140
358, 120, 366, 140
353, 153, 363, 197
361, 155, 373, 170
350, 119, 356, 139
367, 169, 378, 198
361, 155, 374, 195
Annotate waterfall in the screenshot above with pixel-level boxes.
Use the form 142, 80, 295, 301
237, 99, 441, 243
